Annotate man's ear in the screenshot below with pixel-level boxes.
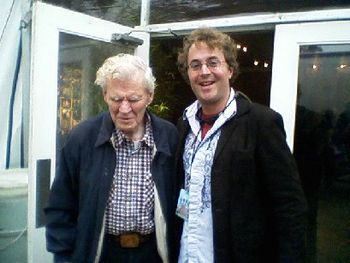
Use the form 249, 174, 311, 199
229, 67, 234, 79
103, 89, 108, 103
148, 92, 154, 105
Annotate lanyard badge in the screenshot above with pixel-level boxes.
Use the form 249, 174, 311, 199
176, 189, 189, 221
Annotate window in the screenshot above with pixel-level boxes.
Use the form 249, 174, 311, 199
150, 0, 350, 23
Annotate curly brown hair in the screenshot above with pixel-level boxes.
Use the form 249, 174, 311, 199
177, 27, 239, 84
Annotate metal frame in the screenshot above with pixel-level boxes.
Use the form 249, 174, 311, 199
28, 2, 150, 262
145, 8, 350, 36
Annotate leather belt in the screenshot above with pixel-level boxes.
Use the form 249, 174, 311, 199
108, 232, 153, 248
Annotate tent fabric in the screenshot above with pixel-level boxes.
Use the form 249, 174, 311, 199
0, 0, 31, 169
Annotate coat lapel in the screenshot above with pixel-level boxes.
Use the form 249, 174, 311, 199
214, 93, 252, 161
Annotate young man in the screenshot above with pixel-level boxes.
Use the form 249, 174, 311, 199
45, 54, 178, 263
175, 28, 307, 263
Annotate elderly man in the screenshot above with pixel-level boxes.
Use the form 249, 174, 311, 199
45, 54, 178, 263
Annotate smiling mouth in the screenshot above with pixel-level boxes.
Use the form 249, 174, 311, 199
200, 81, 215, 86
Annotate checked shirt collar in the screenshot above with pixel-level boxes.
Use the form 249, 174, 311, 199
111, 114, 154, 150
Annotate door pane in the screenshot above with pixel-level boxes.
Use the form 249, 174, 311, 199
293, 44, 350, 262
57, 32, 134, 150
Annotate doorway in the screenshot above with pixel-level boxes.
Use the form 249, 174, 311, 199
150, 30, 274, 123
271, 21, 350, 262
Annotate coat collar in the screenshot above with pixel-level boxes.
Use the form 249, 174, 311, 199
213, 91, 252, 160
177, 91, 253, 149
182, 88, 238, 121
95, 112, 114, 148
149, 111, 173, 156
234, 91, 252, 118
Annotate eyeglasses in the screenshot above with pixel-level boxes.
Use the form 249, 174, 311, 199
110, 95, 143, 106
188, 57, 226, 71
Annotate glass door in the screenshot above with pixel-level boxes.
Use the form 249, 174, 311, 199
29, 2, 149, 262
271, 21, 350, 263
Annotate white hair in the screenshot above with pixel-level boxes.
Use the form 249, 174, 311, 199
95, 53, 156, 93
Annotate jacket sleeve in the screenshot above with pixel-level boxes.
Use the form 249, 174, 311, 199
44, 136, 80, 262
256, 108, 307, 263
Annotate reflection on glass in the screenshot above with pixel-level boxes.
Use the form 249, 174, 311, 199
57, 32, 134, 150
58, 64, 82, 136
43, 0, 141, 27
294, 44, 350, 263
150, 0, 350, 24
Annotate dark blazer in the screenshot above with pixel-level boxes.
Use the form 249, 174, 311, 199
45, 111, 178, 263
175, 92, 307, 263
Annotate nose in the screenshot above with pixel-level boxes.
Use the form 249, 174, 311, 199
119, 100, 132, 113
199, 63, 211, 74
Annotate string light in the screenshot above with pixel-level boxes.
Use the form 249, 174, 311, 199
236, 42, 348, 72
236, 42, 270, 68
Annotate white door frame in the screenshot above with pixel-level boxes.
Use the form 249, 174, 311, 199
270, 21, 350, 150
28, 2, 149, 262
146, 8, 350, 35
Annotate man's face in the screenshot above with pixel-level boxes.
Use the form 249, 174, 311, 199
103, 78, 153, 139
187, 42, 233, 114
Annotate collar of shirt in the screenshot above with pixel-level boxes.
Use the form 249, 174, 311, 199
183, 88, 237, 137
110, 113, 154, 150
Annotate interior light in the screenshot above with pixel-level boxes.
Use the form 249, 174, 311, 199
264, 62, 269, 68
254, 60, 259, 66
339, 64, 347, 69
243, 47, 247, 52
237, 44, 241, 49
312, 64, 318, 70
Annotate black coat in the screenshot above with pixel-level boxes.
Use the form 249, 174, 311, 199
175, 93, 307, 263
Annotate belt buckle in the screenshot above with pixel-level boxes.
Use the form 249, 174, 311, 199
120, 233, 140, 248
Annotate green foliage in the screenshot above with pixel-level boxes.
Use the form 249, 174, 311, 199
148, 102, 171, 119
150, 38, 195, 123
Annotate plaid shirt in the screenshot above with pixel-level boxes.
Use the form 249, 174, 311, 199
105, 117, 155, 235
